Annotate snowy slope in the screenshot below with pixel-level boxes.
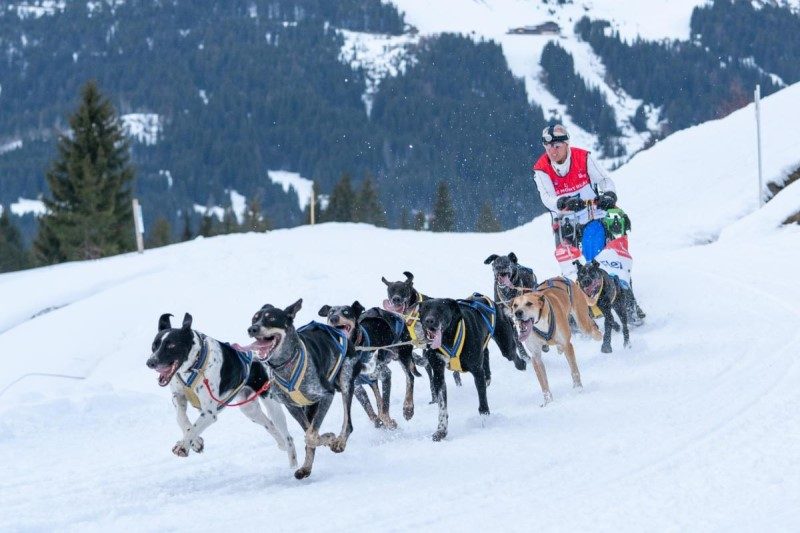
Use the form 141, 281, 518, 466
1, 83, 799, 530
382, 0, 714, 163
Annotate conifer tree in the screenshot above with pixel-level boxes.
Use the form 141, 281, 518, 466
475, 201, 502, 232
324, 173, 356, 222
354, 175, 387, 226
243, 198, 271, 232
180, 211, 194, 241
430, 181, 455, 232
221, 208, 240, 234
34, 81, 135, 263
399, 207, 410, 229
412, 211, 427, 231
199, 212, 218, 237
145, 216, 173, 248
0, 208, 31, 272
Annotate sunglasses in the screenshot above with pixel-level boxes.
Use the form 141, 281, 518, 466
543, 141, 566, 148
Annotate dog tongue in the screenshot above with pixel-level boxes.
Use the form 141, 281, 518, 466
157, 361, 178, 387
498, 274, 512, 287
383, 299, 405, 314
517, 320, 532, 342
428, 329, 443, 350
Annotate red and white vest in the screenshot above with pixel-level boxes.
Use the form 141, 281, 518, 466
533, 147, 591, 196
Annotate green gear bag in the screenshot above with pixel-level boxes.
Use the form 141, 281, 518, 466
602, 207, 630, 239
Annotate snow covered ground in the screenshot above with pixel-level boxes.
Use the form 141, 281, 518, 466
1, 85, 799, 531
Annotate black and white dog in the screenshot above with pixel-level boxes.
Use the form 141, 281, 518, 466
146, 312, 297, 467
574, 260, 631, 353
319, 301, 412, 429
484, 252, 543, 355
247, 299, 361, 479
418, 294, 525, 441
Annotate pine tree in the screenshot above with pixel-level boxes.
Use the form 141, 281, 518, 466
199, 212, 218, 237
0, 208, 31, 272
243, 198, 271, 232
475, 201, 501, 232
430, 181, 455, 232
412, 210, 427, 231
146, 216, 173, 248
180, 211, 194, 241
221, 208, 240, 234
34, 81, 135, 263
353, 176, 387, 226
399, 207, 410, 229
324, 173, 356, 222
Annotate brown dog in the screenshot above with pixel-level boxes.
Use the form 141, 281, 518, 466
509, 277, 601, 406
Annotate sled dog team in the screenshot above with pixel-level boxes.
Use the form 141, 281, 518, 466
146, 252, 636, 479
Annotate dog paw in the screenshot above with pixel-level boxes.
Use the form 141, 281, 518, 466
172, 442, 189, 457
573, 382, 583, 390
190, 437, 204, 453
380, 416, 398, 430
403, 403, 414, 420
514, 359, 527, 371
601, 344, 612, 354
624, 340, 632, 348
479, 408, 490, 416
540, 392, 553, 407
330, 437, 347, 453
294, 467, 312, 480
541, 344, 549, 353
432, 430, 447, 442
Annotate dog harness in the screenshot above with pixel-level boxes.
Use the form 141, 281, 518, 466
538, 277, 575, 305
176, 334, 210, 409
531, 298, 557, 342
177, 335, 254, 409
269, 322, 348, 407
404, 292, 428, 345
441, 294, 496, 373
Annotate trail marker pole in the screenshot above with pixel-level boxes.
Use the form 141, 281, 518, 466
754, 84, 764, 207
132, 198, 145, 253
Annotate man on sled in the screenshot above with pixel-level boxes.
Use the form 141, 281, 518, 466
532, 124, 645, 325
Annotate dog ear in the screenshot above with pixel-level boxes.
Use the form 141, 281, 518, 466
285, 299, 303, 320
352, 300, 365, 319
181, 313, 193, 330
381, 276, 391, 287
591, 259, 599, 268
572, 260, 582, 269
318, 305, 331, 317
508, 252, 518, 263
483, 254, 499, 265
403, 271, 414, 283
158, 313, 173, 332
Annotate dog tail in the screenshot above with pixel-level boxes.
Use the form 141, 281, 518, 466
573, 287, 603, 341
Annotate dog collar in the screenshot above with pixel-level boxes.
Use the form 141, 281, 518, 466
176, 333, 210, 409
269, 339, 313, 406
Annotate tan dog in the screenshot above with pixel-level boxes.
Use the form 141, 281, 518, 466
509, 278, 601, 406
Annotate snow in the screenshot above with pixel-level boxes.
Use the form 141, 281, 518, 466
9, 0, 65, 19
267, 169, 314, 211
120, 113, 160, 146
0, 139, 23, 155
193, 203, 224, 221
1, 80, 800, 530
229, 189, 246, 224
9, 197, 46, 217
338, 29, 419, 115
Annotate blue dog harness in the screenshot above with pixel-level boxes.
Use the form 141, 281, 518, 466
270, 322, 348, 406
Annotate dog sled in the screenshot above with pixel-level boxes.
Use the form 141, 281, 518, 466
553, 206, 643, 324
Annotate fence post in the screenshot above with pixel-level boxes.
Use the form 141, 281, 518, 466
132, 198, 145, 253
754, 84, 764, 207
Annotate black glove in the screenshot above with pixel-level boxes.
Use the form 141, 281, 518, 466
566, 197, 585, 212
556, 196, 569, 210
597, 191, 617, 210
